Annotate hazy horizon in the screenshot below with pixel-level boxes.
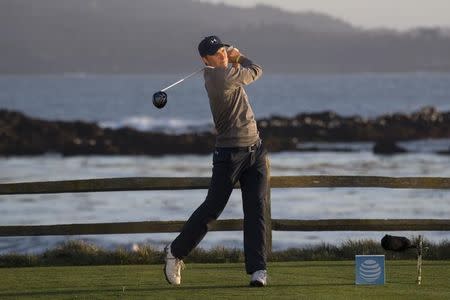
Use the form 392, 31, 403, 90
2, 0, 450, 74
200, 0, 450, 30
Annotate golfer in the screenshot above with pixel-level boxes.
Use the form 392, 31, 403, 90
164, 35, 269, 287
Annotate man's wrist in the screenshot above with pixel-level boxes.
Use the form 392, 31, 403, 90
230, 55, 241, 64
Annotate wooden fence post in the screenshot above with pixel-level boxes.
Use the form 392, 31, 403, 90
265, 155, 272, 255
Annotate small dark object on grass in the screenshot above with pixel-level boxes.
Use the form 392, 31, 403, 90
382, 234, 425, 285
381, 234, 416, 252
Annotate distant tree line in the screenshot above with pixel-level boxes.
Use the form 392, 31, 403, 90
1, 0, 449, 73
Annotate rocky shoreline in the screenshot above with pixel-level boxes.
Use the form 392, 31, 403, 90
1, 107, 449, 156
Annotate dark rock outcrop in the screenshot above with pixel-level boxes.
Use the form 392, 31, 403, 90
373, 140, 408, 155
0, 106, 449, 156
0, 110, 216, 156
256, 106, 450, 142
436, 147, 450, 155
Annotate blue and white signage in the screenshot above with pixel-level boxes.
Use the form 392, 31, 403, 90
355, 255, 385, 285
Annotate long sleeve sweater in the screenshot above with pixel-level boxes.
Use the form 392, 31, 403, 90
203, 57, 263, 147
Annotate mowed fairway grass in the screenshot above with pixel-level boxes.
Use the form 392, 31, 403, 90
1, 261, 449, 299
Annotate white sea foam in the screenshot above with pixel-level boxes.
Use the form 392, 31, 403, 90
99, 115, 214, 134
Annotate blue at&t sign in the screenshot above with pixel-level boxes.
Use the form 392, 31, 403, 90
355, 255, 385, 285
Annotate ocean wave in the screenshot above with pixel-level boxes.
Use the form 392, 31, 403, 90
99, 115, 214, 134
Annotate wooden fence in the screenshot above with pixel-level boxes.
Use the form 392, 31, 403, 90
1, 157, 450, 253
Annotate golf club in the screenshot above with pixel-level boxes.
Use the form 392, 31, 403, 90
153, 46, 236, 109
152, 67, 205, 109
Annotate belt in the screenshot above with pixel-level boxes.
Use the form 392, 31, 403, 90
216, 139, 262, 152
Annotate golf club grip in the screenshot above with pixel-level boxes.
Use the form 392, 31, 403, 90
161, 67, 205, 92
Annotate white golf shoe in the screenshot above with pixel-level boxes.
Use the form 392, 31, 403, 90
163, 244, 185, 285
250, 270, 267, 287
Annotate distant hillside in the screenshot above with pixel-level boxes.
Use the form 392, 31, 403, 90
1, 0, 450, 73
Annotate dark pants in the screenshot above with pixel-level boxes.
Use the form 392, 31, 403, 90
171, 139, 269, 274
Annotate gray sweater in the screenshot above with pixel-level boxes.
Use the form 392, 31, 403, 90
203, 57, 263, 147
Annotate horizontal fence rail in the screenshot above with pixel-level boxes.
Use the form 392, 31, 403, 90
1, 219, 450, 237
1, 173, 449, 254
1, 176, 450, 195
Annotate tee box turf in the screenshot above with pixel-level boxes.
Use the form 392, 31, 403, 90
355, 255, 385, 285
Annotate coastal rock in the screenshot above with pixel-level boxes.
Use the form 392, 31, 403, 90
257, 107, 450, 142
0, 107, 449, 156
436, 147, 450, 155
373, 140, 408, 155
0, 110, 216, 156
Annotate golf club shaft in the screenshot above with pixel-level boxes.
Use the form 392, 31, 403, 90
161, 67, 206, 92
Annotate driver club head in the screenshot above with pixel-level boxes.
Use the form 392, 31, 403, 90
153, 91, 167, 109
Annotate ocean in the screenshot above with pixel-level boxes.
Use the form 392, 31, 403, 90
0, 72, 449, 254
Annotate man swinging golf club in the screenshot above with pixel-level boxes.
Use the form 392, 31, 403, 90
163, 35, 269, 287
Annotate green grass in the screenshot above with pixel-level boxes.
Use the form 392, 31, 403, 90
1, 261, 449, 299
2, 238, 449, 268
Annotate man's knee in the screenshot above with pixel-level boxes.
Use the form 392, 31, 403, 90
199, 197, 226, 220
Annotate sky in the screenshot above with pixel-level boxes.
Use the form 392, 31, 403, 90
201, 0, 450, 30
